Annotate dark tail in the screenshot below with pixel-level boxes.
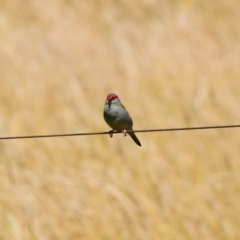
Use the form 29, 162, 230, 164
129, 132, 141, 147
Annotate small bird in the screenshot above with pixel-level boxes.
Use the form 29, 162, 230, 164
103, 93, 141, 146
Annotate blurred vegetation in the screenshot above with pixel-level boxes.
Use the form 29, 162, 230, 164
0, 0, 240, 239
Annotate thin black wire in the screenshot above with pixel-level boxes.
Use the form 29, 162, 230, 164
0, 124, 239, 140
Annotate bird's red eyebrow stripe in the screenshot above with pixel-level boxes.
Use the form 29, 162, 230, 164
107, 94, 118, 101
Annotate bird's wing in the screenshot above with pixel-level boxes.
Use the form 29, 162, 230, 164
119, 102, 126, 109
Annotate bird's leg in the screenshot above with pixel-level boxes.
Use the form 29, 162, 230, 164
122, 129, 127, 137
109, 130, 114, 138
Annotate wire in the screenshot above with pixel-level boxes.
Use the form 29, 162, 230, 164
0, 124, 240, 140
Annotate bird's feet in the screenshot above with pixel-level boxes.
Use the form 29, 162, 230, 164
122, 129, 127, 137
109, 130, 114, 138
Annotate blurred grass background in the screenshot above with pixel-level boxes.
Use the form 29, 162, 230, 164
0, 0, 240, 239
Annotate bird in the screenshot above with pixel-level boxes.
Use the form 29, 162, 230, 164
103, 93, 141, 146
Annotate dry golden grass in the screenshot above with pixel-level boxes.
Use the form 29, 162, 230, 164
0, 0, 240, 239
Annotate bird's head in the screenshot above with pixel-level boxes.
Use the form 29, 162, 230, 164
105, 93, 125, 109
106, 93, 119, 102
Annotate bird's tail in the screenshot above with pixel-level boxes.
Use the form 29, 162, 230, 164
129, 132, 141, 147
